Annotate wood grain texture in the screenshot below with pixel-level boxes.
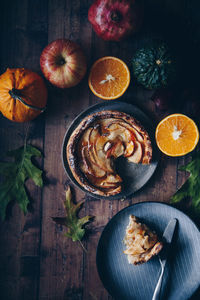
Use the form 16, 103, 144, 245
0, 1, 47, 300
0, 0, 199, 299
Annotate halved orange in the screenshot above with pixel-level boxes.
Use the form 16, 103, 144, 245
155, 114, 199, 157
88, 56, 130, 100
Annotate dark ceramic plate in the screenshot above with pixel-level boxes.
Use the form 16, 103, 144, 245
62, 101, 159, 200
96, 202, 200, 300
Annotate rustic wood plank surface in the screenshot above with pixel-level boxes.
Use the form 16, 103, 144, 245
0, 0, 200, 299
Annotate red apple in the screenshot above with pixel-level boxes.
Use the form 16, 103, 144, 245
40, 39, 87, 88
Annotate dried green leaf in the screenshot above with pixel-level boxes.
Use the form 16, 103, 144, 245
171, 151, 200, 213
52, 186, 93, 243
0, 144, 43, 220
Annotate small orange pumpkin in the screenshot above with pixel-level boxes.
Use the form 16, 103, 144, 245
0, 68, 48, 122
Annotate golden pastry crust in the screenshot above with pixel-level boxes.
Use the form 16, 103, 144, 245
124, 215, 163, 265
67, 110, 152, 196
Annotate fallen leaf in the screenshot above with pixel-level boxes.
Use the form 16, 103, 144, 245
0, 144, 43, 221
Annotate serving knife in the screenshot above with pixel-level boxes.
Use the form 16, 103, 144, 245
152, 218, 177, 300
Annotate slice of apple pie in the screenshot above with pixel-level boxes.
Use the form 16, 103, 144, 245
67, 110, 152, 196
124, 215, 163, 265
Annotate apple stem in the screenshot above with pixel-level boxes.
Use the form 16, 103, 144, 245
110, 11, 122, 22
56, 56, 66, 66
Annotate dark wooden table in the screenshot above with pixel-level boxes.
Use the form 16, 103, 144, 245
0, 0, 200, 299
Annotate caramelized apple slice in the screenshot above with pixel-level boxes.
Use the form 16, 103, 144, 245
80, 127, 93, 147
124, 141, 134, 157
106, 141, 125, 158
100, 183, 120, 189
103, 185, 122, 195
81, 146, 106, 178
104, 141, 112, 152
96, 135, 108, 150
89, 144, 107, 171
102, 118, 127, 128
113, 141, 125, 158
99, 181, 119, 188
107, 124, 132, 143
128, 141, 143, 163
81, 161, 106, 185
101, 118, 121, 128
106, 121, 144, 143
89, 127, 101, 144
94, 173, 122, 189
94, 136, 113, 173
85, 172, 107, 185
88, 128, 106, 167
95, 180, 121, 189
88, 128, 113, 172
106, 174, 122, 183
119, 122, 144, 143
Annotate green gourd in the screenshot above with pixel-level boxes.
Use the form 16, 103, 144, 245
132, 41, 177, 89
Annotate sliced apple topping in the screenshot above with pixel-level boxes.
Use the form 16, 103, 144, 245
99, 176, 121, 187
80, 117, 148, 190
93, 136, 113, 172
105, 174, 122, 184
98, 174, 122, 190
70, 112, 152, 196
89, 127, 100, 145
107, 120, 144, 143
81, 146, 106, 178
106, 140, 125, 158
121, 122, 144, 143
79, 127, 93, 148
124, 141, 134, 157
104, 141, 112, 152
96, 135, 108, 151
128, 141, 143, 163
101, 118, 121, 127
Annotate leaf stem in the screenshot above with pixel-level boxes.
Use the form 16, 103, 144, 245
24, 122, 30, 148
17, 122, 30, 177
78, 240, 87, 253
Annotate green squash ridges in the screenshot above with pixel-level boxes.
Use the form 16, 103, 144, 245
132, 41, 177, 89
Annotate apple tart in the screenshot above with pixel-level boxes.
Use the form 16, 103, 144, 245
67, 110, 152, 196
124, 215, 163, 265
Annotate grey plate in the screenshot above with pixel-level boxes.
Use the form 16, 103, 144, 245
96, 202, 200, 300
62, 101, 159, 200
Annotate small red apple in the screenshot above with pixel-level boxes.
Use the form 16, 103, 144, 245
88, 0, 144, 41
40, 39, 87, 88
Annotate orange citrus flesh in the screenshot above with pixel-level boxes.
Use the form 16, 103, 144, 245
155, 114, 199, 157
88, 56, 130, 100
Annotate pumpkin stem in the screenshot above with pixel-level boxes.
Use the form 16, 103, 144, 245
156, 59, 162, 66
9, 88, 21, 98
110, 11, 122, 22
9, 88, 46, 112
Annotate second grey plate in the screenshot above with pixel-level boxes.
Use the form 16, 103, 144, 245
62, 101, 159, 200
96, 202, 200, 300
